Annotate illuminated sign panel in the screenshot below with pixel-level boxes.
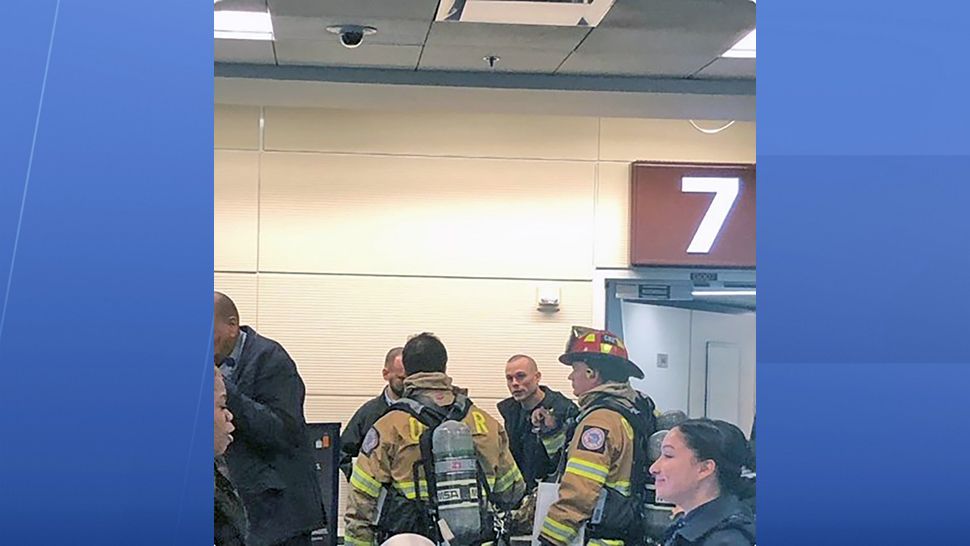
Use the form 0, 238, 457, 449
630, 162, 755, 267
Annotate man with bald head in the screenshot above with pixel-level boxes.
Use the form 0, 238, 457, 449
214, 291, 325, 546
497, 354, 579, 492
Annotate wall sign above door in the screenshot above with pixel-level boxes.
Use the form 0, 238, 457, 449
630, 162, 755, 267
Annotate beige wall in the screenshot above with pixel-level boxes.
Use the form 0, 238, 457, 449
215, 104, 755, 424
215, 104, 754, 423
215, 103, 754, 526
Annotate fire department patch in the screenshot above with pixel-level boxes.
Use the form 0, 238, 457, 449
361, 427, 380, 456
579, 426, 608, 453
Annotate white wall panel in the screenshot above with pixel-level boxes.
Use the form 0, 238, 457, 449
259, 153, 597, 279
215, 151, 259, 271
215, 105, 260, 150
212, 105, 758, 492
257, 273, 592, 403
594, 162, 632, 268
264, 107, 599, 160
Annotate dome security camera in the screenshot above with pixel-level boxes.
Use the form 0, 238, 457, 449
326, 25, 378, 49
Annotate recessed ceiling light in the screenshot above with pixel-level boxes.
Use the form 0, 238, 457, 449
214, 10, 274, 41
722, 29, 755, 58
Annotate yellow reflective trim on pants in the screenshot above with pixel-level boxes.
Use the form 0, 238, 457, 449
589, 539, 624, 546
344, 534, 372, 546
542, 517, 577, 543
350, 465, 382, 498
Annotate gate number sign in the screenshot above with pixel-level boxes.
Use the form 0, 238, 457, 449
630, 163, 755, 267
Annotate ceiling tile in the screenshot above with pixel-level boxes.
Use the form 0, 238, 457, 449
695, 57, 756, 79
215, 0, 267, 11
268, 0, 439, 20
275, 39, 421, 69
418, 44, 570, 73
425, 20, 588, 49
215, 39, 277, 64
559, 0, 754, 77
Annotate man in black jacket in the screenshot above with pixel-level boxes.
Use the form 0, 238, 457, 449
338, 346, 406, 480
497, 354, 579, 491
214, 292, 326, 546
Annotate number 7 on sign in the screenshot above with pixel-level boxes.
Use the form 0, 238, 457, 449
681, 177, 740, 254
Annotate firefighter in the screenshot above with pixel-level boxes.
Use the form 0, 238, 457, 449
344, 332, 526, 546
539, 326, 658, 546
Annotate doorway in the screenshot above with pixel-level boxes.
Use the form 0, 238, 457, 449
604, 268, 755, 433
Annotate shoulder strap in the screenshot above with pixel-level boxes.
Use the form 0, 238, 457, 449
449, 392, 473, 421
582, 395, 657, 497
387, 394, 478, 490
583, 395, 656, 437
389, 392, 474, 425
389, 397, 440, 426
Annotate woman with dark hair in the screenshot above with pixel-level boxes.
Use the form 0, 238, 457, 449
649, 419, 756, 546
215, 367, 249, 546
711, 420, 756, 515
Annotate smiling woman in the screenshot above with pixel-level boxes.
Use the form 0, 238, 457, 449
649, 419, 755, 546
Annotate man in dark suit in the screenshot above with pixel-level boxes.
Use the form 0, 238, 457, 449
214, 292, 326, 546
338, 346, 406, 480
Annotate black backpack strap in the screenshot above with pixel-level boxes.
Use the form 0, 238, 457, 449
582, 395, 657, 497
628, 395, 658, 494
445, 392, 473, 421
386, 396, 450, 542
633, 395, 658, 432
553, 413, 579, 480
391, 391, 473, 423
417, 423, 440, 534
